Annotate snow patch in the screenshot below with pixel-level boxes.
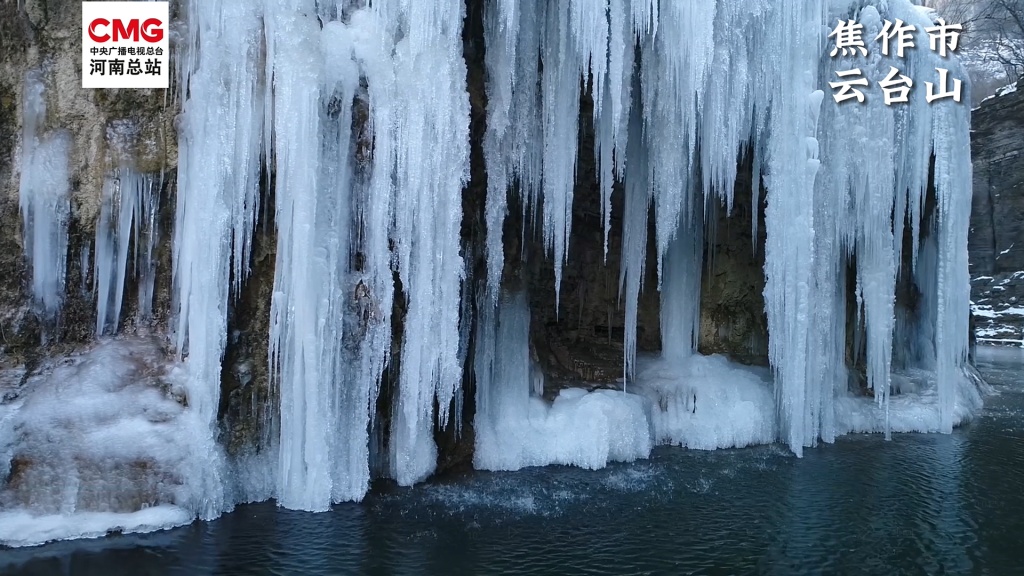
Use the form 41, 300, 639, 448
0, 506, 192, 549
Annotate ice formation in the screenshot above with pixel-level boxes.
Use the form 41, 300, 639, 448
1, 0, 981, 544
479, 0, 974, 460
172, 0, 471, 511
17, 72, 71, 331
0, 339, 223, 547
473, 290, 652, 471
94, 169, 161, 335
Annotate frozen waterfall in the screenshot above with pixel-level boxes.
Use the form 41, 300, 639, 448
0, 0, 981, 546
164, 0, 980, 507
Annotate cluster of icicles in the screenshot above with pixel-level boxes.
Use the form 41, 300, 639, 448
17, 0, 971, 514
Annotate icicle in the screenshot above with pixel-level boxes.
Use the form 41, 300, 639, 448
932, 83, 972, 434
761, 1, 823, 457
344, 5, 396, 431
660, 214, 704, 363
482, 0, 518, 302
540, 0, 581, 310
510, 1, 544, 226
473, 289, 531, 468
136, 174, 161, 321
569, 0, 609, 117
266, 1, 337, 511
631, 0, 659, 39
80, 243, 91, 296
18, 71, 71, 328
699, 1, 754, 211
619, 81, 650, 382
641, 1, 715, 277
94, 169, 158, 336
596, 0, 633, 262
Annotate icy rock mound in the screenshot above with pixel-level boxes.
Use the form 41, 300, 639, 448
836, 367, 986, 435
474, 388, 653, 472
473, 289, 781, 470
0, 337, 225, 547
473, 290, 652, 471
634, 354, 777, 451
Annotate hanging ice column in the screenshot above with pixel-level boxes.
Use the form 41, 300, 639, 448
760, 2, 825, 457
265, 2, 338, 511
264, 0, 388, 509
175, 0, 471, 509
18, 72, 72, 329
263, 0, 470, 500
387, 0, 472, 487
173, 0, 267, 516
814, 0, 974, 440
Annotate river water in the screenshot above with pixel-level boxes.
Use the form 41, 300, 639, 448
2, 346, 1023, 575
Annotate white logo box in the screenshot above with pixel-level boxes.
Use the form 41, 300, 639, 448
82, 1, 170, 89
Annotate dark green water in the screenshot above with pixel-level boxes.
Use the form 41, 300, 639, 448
2, 346, 1023, 575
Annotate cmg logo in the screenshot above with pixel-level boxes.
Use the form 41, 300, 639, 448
87, 18, 165, 43
82, 2, 169, 89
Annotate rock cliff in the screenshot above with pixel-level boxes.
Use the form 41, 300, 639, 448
970, 80, 1024, 344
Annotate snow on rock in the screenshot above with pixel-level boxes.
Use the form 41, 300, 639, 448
0, 337, 226, 548
971, 272, 1024, 345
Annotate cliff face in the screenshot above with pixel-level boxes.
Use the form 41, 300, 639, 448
0, 1, 178, 365
969, 80, 1024, 343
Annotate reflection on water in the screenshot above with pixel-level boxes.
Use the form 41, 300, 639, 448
3, 346, 1024, 575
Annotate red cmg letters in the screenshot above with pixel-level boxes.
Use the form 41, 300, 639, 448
88, 18, 164, 43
